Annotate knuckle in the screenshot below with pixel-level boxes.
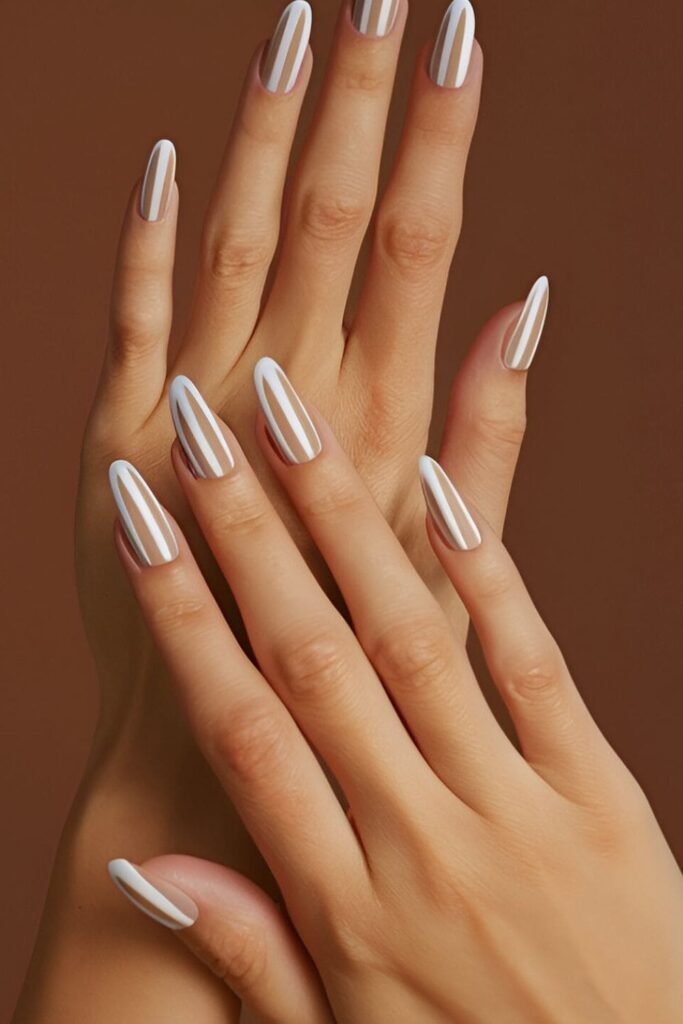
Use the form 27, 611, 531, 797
335, 58, 389, 95
371, 617, 454, 698
378, 208, 452, 275
210, 704, 289, 784
145, 578, 208, 635
502, 643, 566, 705
469, 408, 527, 456
470, 559, 514, 604
413, 113, 471, 150
273, 625, 354, 704
203, 924, 268, 991
298, 471, 366, 523
298, 186, 370, 247
207, 487, 270, 541
202, 229, 273, 286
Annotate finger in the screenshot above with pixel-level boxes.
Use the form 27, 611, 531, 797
175, 2, 313, 381
167, 375, 428, 816
96, 139, 178, 430
260, 0, 408, 359
439, 277, 550, 537
108, 460, 359, 895
348, 1, 481, 386
249, 358, 527, 814
419, 457, 615, 801
108, 857, 333, 1024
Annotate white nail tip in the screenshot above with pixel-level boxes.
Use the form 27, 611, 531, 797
169, 376, 235, 479
253, 356, 321, 465
419, 456, 482, 551
430, 0, 475, 89
504, 275, 550, 371
109, 460, 179, 566
263, 1, 312, 94
140, 139, 176, 222
108, 859, 197, 930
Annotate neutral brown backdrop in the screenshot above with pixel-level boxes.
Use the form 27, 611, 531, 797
2, 0, 681, 1014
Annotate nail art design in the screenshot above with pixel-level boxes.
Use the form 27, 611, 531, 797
109, 461, 179, 566
352, 0, 399, 37
253, 357, 322, 464
169, 376, 235, 480
419, 456, 482, 551
503, 275, 550, 371
139, 139, 176, 222
108, 859, 198, 930
429, 0, 475, 89
261, 1, 312, 95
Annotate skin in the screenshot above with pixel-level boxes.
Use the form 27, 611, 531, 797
14, 4, 539, 1022
108, 394, 683, 1023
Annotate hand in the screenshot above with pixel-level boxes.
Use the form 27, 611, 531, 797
107, 363, 683, 1024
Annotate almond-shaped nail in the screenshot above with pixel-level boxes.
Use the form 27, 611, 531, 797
503, 275, 550, 371
254, 357, 322, 465
169, 376, 235, 480
108, 859, 198, 931
352, 0, 399, 37
139, 139, 176, 222
109, 461, 179, 566
419, 456, 481, 551
261, 1, 312, 95
429, 0, 475, 89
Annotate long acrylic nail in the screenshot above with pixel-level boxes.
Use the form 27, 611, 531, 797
429, 0, 475, 89
503, 275, 550, 371
139, 139, 176, 222
352, 0, 399, 37
261, 1, 312, 95
419, 456, 482, 551
169, 376, 235, 480
253, 357, 322, 465
109, 859, 198, 931
109, 461, 179, 566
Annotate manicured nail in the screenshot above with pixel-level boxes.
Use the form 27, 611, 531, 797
139, 139, 176, 222
503, 275, 550, 371
429, 0, 475, 89
253, 357, 322, 465
109, 461, 179, 566
419, 456, 481, 551
261, 1, 312, 95
169, 376, 235, 480
352, 0, 399, 37
108, 859, 198, 931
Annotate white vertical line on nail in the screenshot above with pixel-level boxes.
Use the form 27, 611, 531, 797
109, 461, 174, 565
376, 0, 397, 35
169, 376, 234, 479
266, 1, 312, 94
419, 456, 481, 550
253, 356, 319, 464
108, 860, 196, 930
506, 275, 550, 370
142, 139, 175, 222
432, 0, 475, 89
356, 0, 396, 35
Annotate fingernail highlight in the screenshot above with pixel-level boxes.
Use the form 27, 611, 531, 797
169, 376, 235, 480
253, 357, 322, 465
503, 275, 550, 371
139, 139, 176, 222
352, 0, 399, 37
261, 1, 312, 94
429, 0, 475, 89
109, 461, 179, 566
419, 456, 481, 551
108, 859, 198, 931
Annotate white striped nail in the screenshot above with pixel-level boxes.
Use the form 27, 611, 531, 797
261, 1, 312, 95
253, 357, 322, 465
169, 376, 235, 480
109, 461, 179, 566
108, 859, 198, 931
503, 276, 550, 371
139, 139, 176, 222
429, 0, 475, 89
352, 0, 399, 37
419, 456, 482, 551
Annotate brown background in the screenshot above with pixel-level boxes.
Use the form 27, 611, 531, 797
2, 0, 681, 1014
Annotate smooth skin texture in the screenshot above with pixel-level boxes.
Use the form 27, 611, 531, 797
14, 4, 545, 1023
109, 374, 683, 1023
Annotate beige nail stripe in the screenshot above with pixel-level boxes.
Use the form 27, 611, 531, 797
503, 276, 550, 371
109, 461, 179, 566
419, 456, 482, 551
169, 376, 235, 480
429, 0, 475, 89
261, 1, 312, 94
140, 139, 175, 222
352, 0, 399, 36
254, 357, 322, 464
109, 859, 198, 931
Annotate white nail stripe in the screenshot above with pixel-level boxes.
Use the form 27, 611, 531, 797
108, 860, 195, 930
433, 0, 475, 88
170, 376, 234, 479
254, 357, 318, 464
266, 1, 311, 93
110, 462, 173, 565
144, 140, 174, 222
420, 457, 481, 550
357, 0, 395, 35
507, 276, 549, 369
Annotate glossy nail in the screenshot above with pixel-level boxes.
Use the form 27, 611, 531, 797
419, 456, 481, 551
352, 0, 399, 37
253, 357, 322, 465
169, 376, 235, 480
429, 0, 475, 89
261, 1, 312, 95
139, 139, 176, 222
109, 859, 198, 930
503, 275, 550, 371
109, 461, 179, 566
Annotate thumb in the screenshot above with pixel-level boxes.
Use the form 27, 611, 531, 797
108, 856, 333, 1024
